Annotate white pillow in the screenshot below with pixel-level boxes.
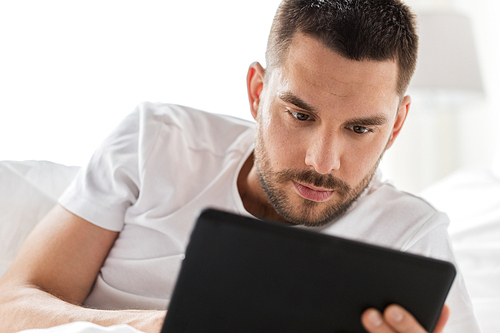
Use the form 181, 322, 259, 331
0, 160, 79, 275
420, 168, 500, 332
493, 145, 500, 180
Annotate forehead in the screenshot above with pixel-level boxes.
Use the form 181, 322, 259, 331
274, 33, 400, 113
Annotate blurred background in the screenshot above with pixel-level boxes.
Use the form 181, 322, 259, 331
1, 0, 498, 194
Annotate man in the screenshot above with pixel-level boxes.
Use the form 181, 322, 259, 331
0, 0, 480, 332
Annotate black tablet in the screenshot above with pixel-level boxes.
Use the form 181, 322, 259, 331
162, 208, 456, 333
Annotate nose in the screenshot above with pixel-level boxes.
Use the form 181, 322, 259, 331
304, 130, 342, 174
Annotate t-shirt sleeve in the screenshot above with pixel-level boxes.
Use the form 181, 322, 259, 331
58, 109, 142, 231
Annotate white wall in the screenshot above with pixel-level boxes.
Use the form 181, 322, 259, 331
2, 0, 498, 193
0, 0, 280, 166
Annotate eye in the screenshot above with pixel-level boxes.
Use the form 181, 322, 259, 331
347, 125, 372, 134
290, 111, 312, 121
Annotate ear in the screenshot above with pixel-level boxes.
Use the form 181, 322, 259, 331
246, 62, 265, 121
385, 95, 410, 150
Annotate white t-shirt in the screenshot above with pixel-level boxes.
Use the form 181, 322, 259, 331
59, 102, 481, 332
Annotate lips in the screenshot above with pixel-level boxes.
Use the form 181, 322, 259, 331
293, 181, 335, 202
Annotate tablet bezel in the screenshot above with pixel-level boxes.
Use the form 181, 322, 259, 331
162, 208, 456, 333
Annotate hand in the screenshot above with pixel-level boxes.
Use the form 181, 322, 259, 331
361, 304, 450, 333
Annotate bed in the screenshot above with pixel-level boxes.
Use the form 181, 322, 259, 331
0, 160, 498, 332
419, 167, 500, 333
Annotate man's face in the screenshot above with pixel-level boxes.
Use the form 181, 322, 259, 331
248, 33, 409, 227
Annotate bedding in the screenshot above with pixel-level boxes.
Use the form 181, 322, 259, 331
1, 160, 498, 332
420, 168, 500, 333
17, 322, 143, 333
0, 160, 79, 278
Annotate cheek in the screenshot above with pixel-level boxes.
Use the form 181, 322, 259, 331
260, 111, 304, 169
343, 136, 389, 178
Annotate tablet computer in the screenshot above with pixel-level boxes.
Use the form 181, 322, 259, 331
162, 208, 456, 333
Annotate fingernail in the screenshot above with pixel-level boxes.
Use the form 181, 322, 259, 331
388, 307, 404, 322
367, 310, 383, 327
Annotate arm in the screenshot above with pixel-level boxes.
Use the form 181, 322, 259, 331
361, 304, 450, 333
0, 204, 165, 333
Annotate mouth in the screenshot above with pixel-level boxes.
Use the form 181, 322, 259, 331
292, 181, 335, 202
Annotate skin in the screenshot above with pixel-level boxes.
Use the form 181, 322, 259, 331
241, 33, 409, 225
0, 205, 166, 333
0, 32, 448, 333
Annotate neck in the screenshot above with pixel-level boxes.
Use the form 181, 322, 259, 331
237, 152, 288, 223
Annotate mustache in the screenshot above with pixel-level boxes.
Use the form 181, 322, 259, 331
274, 169, 351, 194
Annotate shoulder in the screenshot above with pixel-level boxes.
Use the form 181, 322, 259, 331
134, 102, 254, 155
365, 173, 445, 225
133, 102, 255, 154
134, 102, 254, 135
323, 171, 450, 252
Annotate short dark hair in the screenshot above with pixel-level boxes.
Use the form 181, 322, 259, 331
266, 0, 418, 96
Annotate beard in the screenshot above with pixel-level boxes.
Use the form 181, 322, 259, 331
254, 124, 382, 227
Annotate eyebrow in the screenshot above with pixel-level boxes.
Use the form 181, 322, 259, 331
278, 91, 318, 114
343, 115, 390, 127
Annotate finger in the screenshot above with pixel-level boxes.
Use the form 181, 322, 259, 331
433, 304, 450, 333
361, 308, 397, 333
382, 304, 426, 333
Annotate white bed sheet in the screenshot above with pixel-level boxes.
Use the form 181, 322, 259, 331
420, 168, 500, 333
0, 160, 79, 277
17, 322, 143, 333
